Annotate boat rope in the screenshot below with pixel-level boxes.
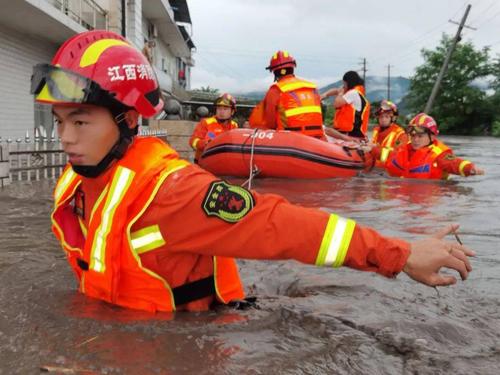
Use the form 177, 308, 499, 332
242, 128, 260, 189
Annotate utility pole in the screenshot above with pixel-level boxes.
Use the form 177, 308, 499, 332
359, 58, 367, 83
424, 4, 473, 113
387, 64, 392, 100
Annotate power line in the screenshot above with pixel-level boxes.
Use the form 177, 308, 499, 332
468, 0, 496, 23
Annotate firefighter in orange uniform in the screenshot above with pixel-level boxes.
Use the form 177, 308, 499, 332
372, 100, 407, 168
189, 93, 239, 163
32, 30, 475, 314
249, 50, 325, 139
321, 71, 370, 139
379, 113, 484, 179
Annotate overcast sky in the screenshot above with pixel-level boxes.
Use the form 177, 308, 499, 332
187, 0, 500, 93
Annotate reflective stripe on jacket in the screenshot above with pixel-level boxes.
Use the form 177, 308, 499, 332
333, 85, 370, 138
51, 137, 245, 312
273, 76, 324, 139
385, 140, 451, 180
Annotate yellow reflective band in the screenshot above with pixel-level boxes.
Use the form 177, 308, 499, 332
90, 167, 135, 273
380, 147, 390, 162
372, 129, 379, 143
54, 168, 77, 202
284, 105, 322, 117
279, 82, 316, 92
78, 217, 88, 238
191, 138, 200, 150
131, 225, 166, 254
80, 39, 129, 68
283, 51, 289, 57
418, 115, 427, 125
315, 214, 356, 267
273, 53, 278, 59
430, 145, 445, 156
459, 160, 471, 176
89, 185, 109, 225
206, 117, 217, 124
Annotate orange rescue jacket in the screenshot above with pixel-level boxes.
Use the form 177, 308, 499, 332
385, 140, 451, 179
371, 124, 406, 167
273, 76, 324, 139
333, 85, 370, 138
190, 116, 238, 161
51, 137, 245, 312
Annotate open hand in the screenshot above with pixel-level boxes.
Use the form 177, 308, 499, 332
403, 224, 475, 287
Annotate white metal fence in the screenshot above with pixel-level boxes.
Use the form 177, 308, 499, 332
0, 128, 168, 187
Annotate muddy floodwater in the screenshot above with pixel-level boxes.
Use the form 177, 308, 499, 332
1, 136, 499, 374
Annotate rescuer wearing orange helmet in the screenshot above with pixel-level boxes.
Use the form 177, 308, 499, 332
249, 50, 325, 139
371, 100, 407, 168
321, 71, 371, 139
378, 113, 484, 179
189, 93, 239, 163
32, 30, 476, 313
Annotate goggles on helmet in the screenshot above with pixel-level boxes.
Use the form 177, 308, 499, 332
31, 63, 110, 106
406, 126, 430, 136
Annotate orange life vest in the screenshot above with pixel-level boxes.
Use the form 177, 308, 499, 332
191, 116, 238, 161
333, 85, 370, 138
51, 137, 245, 312
372, 124, 406, 167
248, 101, 267, 128
273, 76, 324, 139
385, 139, 450, 180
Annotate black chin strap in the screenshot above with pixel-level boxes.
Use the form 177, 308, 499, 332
71, 113, 135, 178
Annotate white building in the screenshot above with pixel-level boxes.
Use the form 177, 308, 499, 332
0, 0, 195, 140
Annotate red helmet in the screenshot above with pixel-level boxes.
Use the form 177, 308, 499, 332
266, 50, 296, 71
31, 30, 163, 118
375, 100, 398, 117
214, 93, 236, 110
408, 113, 439, 135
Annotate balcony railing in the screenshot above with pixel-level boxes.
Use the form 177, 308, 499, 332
46, 0, 108, 30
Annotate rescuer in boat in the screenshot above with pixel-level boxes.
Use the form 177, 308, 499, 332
371, 100, 407, 168
33, 30, 476, 313
373, 113, 484, 179
248, 50, 326, 139
189, 93, 239, 163
320, 70, 370, 140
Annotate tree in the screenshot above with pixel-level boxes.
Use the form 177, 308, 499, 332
489, 57, 500, 136
405, 34, 491, 134
198, 86, 220, 94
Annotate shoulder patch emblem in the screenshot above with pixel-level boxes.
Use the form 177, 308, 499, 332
202, 181, 255, 223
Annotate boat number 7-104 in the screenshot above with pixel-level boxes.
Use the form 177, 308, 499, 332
248, 132, 274, 140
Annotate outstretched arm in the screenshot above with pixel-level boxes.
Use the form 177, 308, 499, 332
404, 224, 475, 286
155, 166, 476, 288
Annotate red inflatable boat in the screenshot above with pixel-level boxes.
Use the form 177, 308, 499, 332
198, 129, 373, 179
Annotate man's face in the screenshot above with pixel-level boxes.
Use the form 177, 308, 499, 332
53, 104, 120, 166
378, 113, 392, 127
408, 127, 434, 150
215, 105, 233, 121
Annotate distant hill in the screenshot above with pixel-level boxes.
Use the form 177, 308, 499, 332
320, 76, 410, 104
236, 76, 411, 104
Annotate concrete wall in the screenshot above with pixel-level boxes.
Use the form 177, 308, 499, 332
148, 120, 196, 161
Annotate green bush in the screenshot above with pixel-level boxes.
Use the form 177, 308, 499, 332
492, 120, 500, 137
